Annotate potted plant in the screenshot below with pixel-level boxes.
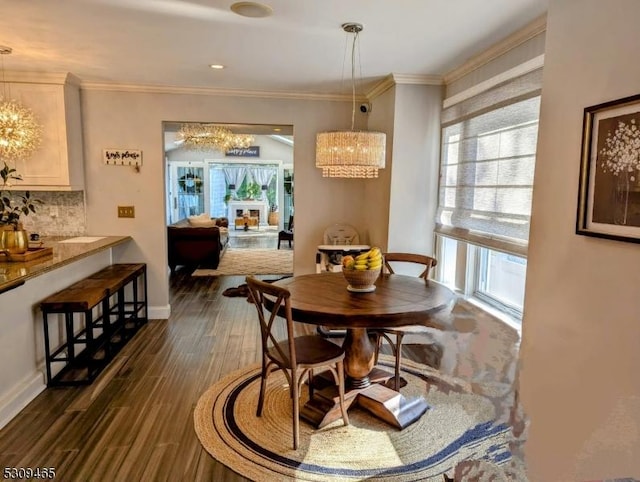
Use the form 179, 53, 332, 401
0, 161, 41, 254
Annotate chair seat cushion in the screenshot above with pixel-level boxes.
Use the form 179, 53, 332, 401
269, 335, 344, 366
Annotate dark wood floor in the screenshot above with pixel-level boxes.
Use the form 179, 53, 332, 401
0, 271, 297, 481
0, 234, 518, 481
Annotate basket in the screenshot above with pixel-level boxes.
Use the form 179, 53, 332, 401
342, 267, 381, 292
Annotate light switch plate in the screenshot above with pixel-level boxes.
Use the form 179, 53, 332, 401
118, 206, 135, 218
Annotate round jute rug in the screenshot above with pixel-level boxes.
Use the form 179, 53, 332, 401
193, 357, 513, 482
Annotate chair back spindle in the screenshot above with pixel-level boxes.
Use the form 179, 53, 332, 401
246, 277, 297, 372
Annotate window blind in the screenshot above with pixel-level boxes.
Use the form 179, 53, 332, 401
436, 68, 542, 256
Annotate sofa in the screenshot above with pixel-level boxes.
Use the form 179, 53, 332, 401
167, 216, 229, 273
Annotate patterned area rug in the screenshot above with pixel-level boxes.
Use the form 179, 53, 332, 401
193, 356, 519, 481
192, 248, 293, 276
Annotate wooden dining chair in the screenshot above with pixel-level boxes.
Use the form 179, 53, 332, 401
371, 253, 438, 391
246, 276, 349, 450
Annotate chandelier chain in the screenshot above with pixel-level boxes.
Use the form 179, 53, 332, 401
349, 28, 358, 131
1, 48, 7, 100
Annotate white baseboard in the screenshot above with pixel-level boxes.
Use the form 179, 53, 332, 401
0, 372, 46, 430
149, 304, 171, 320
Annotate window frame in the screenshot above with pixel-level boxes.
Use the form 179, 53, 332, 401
434, 234, 524, 328
434, 66, 542, 326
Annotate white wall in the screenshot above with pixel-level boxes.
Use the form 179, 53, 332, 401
386, 84, 443, 256
365, 86, 395, 249
520, 1, 640, 480
80, 90, 371, 312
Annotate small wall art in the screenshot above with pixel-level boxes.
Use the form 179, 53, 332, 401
103, 149, 143, 167
576, 93, 640, 243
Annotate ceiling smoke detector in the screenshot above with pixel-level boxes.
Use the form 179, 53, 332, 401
230, 2, 273, 18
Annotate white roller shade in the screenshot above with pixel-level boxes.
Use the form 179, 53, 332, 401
436, 69, 542, 256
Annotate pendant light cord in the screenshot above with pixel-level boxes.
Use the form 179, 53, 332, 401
350, 29, 359, 131
0, 46, 13, 100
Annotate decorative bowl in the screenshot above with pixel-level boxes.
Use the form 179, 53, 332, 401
342, 267, 381, 293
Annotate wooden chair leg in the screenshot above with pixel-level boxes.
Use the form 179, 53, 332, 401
373, 331, 382, 364
257, 369, 267, 416
308, 368, 315, 400
337, 360, 349, 426
292, 370, 300, 450
393, 333, 405, 391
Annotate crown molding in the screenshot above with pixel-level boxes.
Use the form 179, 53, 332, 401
0, 71, 80, 86
392, 73, 443, 86
366, 74, 395, 99
366, 73, 443, 100
443, 13, 547, 85
80, 81, 357, 102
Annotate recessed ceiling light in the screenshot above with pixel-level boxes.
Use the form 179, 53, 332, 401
209, 64, 225, 70
230, 2, 273, 18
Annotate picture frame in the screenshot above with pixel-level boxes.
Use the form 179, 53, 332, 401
576, 93, 640, 243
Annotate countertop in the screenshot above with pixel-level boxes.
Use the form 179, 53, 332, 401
0, 236, 132, 294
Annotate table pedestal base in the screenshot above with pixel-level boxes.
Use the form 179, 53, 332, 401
300, 367, 430, 430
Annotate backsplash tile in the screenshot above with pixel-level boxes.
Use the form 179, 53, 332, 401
16, 191, 86, 237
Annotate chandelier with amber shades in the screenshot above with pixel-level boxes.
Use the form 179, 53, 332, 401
0, 46, 41, 161
177, 123, 254, 152
315, 23, 386, 179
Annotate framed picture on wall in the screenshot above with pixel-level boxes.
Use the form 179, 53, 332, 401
576, 93, 640, 243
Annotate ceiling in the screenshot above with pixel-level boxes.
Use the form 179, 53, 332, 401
0, 0, 548, 96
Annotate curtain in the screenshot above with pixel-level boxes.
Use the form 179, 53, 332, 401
249, 167, 276, 201
436, 68, 542, 257
223, 167, 246, 199
209, 167, 227, 218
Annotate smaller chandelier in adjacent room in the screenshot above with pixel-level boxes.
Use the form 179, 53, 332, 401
177, 123, 254, 152
315, 23, 386, 179
0, 46, 41, 161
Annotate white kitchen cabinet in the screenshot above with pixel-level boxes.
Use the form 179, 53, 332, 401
5, 72, 84, 191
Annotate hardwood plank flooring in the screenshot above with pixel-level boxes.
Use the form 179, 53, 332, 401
0, 237, 520, 481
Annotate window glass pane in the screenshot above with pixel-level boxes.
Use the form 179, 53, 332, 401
177, 166, 205, 218
478, 248, 526, 312
209, 167, 227, 218
439, 236, 458, 287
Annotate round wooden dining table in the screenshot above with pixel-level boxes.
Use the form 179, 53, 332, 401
272, 271, 455, 430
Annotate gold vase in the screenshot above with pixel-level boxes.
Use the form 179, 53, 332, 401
0, 227, 28, 255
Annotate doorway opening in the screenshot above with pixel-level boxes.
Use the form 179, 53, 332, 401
163, 122, 294, 273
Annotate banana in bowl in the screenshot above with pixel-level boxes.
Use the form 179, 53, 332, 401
341, 247, 382, 292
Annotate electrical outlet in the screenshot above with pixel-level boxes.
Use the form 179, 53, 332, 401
117, 206, 135, 218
